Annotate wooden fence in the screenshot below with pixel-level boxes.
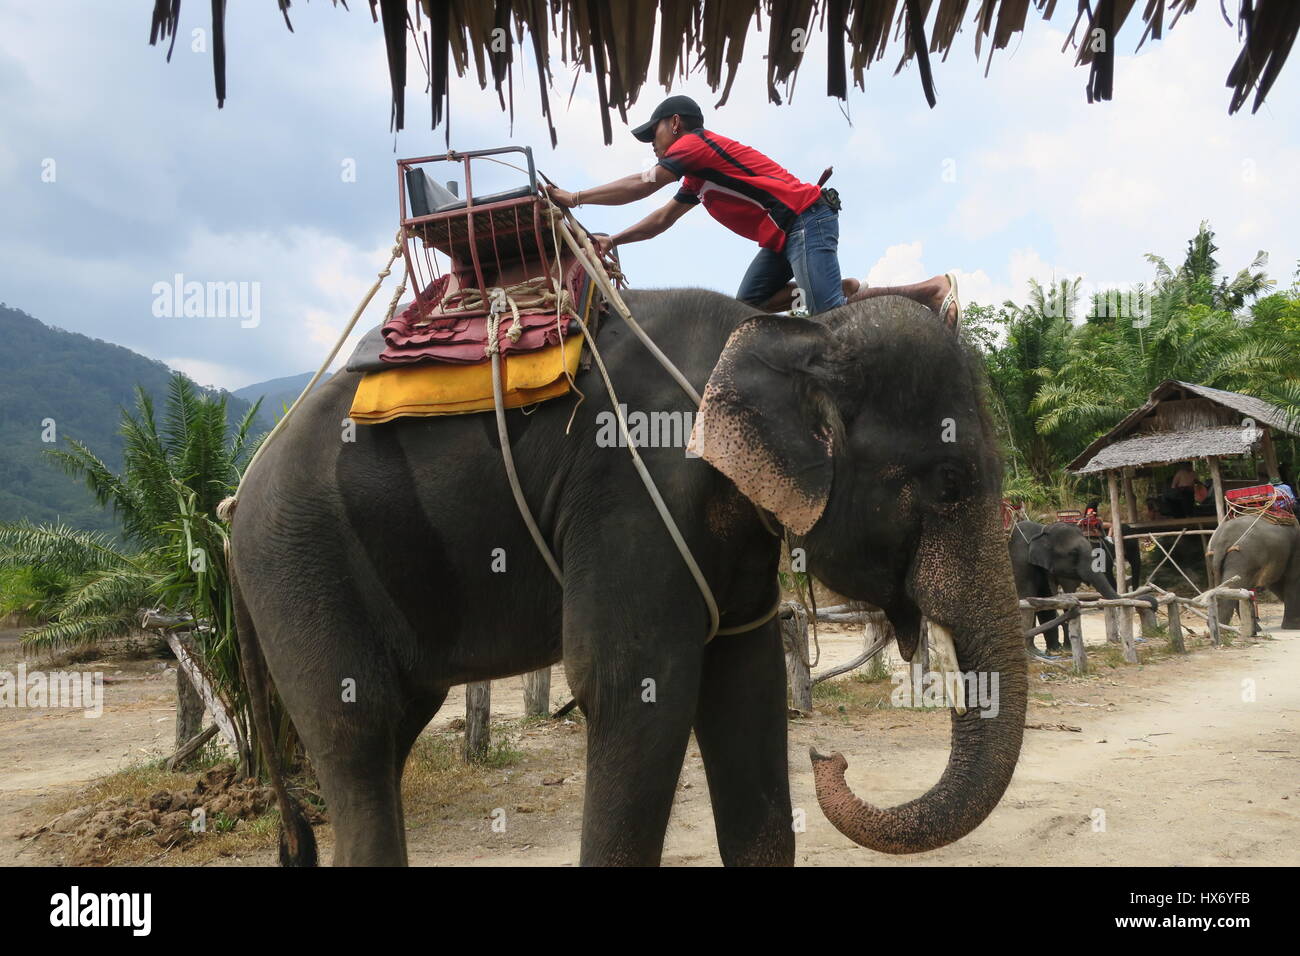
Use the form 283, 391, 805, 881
779, 579, 1262, 694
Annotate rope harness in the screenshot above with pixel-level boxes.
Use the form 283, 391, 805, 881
220, 196, 781, 643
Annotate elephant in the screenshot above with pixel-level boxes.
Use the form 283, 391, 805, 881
228, 289, 1027, 866
1208, 517, 1300, 630
1008, 520, 1141, 653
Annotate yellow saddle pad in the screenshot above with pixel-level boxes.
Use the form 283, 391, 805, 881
349, 332, 584, 424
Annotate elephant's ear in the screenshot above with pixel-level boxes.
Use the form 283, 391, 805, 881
1028, 530, 1054, 572
687, 316, 838, 535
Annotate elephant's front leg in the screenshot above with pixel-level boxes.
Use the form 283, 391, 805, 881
564, 588, 703, 866
694, 622, 794, 866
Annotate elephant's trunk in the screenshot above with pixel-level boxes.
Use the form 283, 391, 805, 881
811, 522, 1027, 853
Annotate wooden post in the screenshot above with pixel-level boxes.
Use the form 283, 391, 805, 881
911, 618, 931, 691
1207, 456, 1226, 524
863, 611, 892, 680
1239, 597, 1257, 640
174, 666, 205, 752
464, 681, 491, 762
522, 667, 551, 718
1167, 600, 1185, 653
1104, 606, 1120, 644
1106, 470, 1133, 647
1261, 428, 1281, 481
781, 603, 813, 713
1069, 614, 1087, 675
163, 631, 238, 749
1205, 595, 1222, 646
1107, 470, 1128, 592
1138, 606, 1160, 638
1119, 609, 1139, 663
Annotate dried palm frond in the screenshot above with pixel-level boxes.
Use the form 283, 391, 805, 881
147, 0, 1299, 143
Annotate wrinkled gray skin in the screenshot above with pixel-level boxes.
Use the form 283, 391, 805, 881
230, 289, 1026, 866
1209, 517, 1300, 629
1008, 520, 1124, 653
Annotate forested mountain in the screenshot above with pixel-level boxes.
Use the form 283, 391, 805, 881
0, 303, 261, 533
232, 370, 328, 432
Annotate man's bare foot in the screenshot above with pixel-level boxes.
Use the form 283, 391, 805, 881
841, 277, 861, 299
847, 273, 959, 329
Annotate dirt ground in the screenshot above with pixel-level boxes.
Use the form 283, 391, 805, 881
2, 605, 1296, 867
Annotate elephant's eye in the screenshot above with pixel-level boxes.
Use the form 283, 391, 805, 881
935, 465, 965, 504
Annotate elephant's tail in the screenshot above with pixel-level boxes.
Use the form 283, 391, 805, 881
231, 566, 318, 867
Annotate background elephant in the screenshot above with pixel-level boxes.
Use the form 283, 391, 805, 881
1208, 517, 1300, 629
1008, 520, 1139, 653
229, 290, 1026, 866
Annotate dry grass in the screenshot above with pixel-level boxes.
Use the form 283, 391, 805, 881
25, 716, 568, 866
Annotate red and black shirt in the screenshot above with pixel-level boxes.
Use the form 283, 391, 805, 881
659, 129, 823, 252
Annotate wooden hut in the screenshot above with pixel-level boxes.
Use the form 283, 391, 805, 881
1068, 380, 1298, 593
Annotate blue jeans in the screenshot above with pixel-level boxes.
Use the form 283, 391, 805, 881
736, 200, 845, 314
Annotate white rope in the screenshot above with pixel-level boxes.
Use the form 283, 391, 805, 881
540, 201, 726, 639
488, 299, 564, 584
219, 230, 405, 518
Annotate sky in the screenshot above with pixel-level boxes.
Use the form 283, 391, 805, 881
1, 2, 1297, 391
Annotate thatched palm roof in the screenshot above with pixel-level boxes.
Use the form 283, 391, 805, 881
1069, 380, 1300, 475
148, 1, 1300, 145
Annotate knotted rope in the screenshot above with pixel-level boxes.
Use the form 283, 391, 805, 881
217, 230, 405, 521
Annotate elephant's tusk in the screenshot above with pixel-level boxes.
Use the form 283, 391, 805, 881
929, 623, 967, 716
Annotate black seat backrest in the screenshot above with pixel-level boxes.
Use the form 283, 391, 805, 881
406, 169, 463, 218
406, 167, 535, 218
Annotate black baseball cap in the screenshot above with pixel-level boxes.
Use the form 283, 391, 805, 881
631, 95, 703, 143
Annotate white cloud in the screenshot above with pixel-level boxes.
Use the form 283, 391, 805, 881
866, 241, 927, 285
2, 2, 1298, 392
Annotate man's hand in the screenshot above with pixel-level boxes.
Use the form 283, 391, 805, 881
592, 234, 615, 257
544, 184, 577, 208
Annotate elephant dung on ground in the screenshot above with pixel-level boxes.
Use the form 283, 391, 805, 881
228, 290, 1027, 866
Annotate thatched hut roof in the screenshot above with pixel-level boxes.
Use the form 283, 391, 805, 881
1069, 381, 1300, 476
147, 1, 1300, 145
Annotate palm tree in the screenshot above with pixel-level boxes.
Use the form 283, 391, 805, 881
0, 522, 159, 648
1032, 223, 1289, 453
0, 374, 262, 762
48, 375, 259, 545
979, 278, 1080, 492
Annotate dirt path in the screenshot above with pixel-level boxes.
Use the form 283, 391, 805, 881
3, 610, 1297, 866
0, 632, 179, 865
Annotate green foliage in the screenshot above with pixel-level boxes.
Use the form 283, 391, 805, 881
0, 373, 283, 774
971, 223, 1300, 511
0, 521, 159, 647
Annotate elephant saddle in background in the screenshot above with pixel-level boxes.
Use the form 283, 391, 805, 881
1226, 484, 1297, 524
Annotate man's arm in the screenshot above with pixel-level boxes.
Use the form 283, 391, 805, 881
607, 196, 694, 248
546, 163, 676, 208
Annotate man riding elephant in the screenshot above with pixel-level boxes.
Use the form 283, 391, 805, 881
545, 94, 960, 323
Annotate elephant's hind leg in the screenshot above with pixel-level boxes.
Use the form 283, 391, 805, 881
266, 629, 448, 867
306, 686, 447, 867
694, 622, 794, 866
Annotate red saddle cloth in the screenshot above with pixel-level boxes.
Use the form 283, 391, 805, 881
382, 307, 571, 365
381, 261, 592, 366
